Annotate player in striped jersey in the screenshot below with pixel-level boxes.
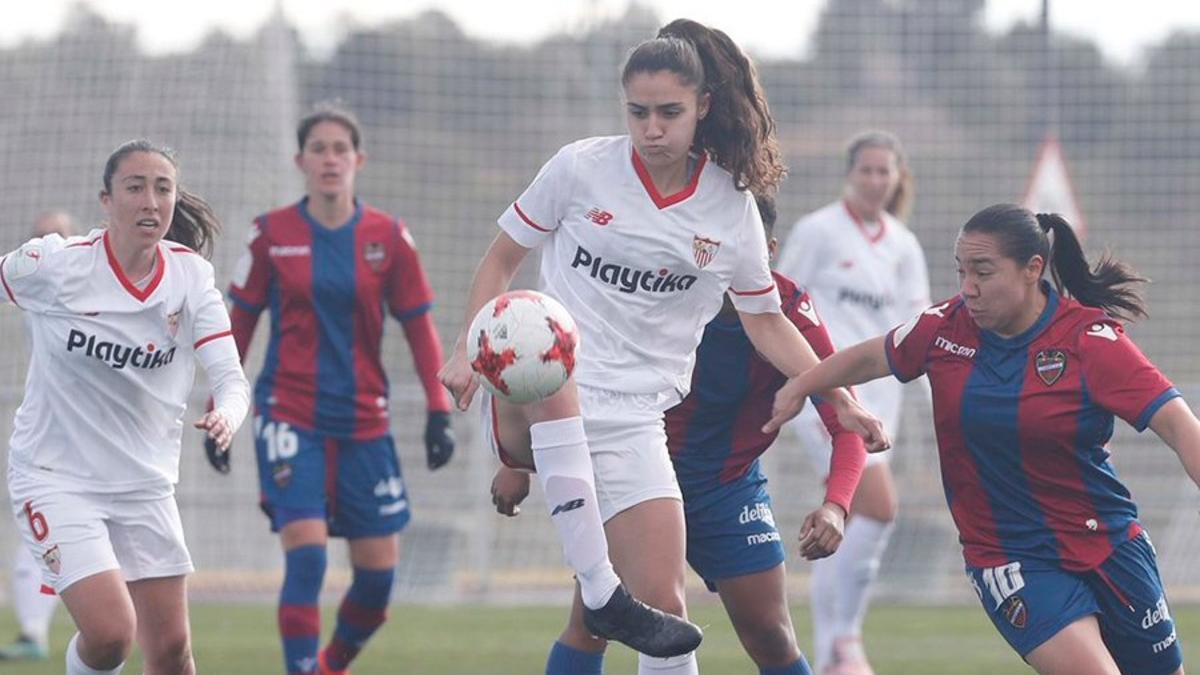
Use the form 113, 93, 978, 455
2, 140, 250, 675
226, 103, 454, 675
765, 204, 1199, 675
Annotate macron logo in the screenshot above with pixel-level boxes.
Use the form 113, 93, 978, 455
268, 245, 311, 258
935, 336, 976, 359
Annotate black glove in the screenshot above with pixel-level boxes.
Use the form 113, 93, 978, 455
424, 411, 455, 470
205, 436, 231, 474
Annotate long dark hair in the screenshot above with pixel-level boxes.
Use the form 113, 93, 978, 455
961, 204, 1147, 320
621, 18, 786, 196
102, 139, 221, 259
296, 100, 363, 151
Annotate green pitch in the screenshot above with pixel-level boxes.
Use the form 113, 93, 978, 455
1, 602, 1195, 673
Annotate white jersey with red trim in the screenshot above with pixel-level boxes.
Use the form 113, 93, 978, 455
498, 135, 780, 401
0, 229, 240, 494
775, 200, 930, 429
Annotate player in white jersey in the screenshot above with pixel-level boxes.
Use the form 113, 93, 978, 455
0, 210, 74, 663
441, 19, 887, 675
0, 140, 250, 675
775, 131, 931, 675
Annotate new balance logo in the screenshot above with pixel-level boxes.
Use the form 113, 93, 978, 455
551, 498, 586, 516
586, 208, 613, 226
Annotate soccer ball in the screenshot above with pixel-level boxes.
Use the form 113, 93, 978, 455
467, 290, 579, 404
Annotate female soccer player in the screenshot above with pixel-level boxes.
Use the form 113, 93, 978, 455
766, 204, 1199, 675
494, 195, 871, 675
441, 19, 886, 675
226, 102, 455, 675
1, 140, 250, 675
774, 130, 929, 675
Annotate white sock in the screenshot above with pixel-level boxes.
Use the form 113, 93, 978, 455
531, 417, 621, 610
638, 652, 698, 674
66, 633, 124, 675
12, 547, 56, 645
809, 553, 838, 670
832, 516, 894, 640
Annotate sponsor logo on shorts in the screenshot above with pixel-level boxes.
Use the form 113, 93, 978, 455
1143, 596, 1172, 630
1000, 595, 1027, 629
374, 477, 405, 500
1153, 630, 1178, 654
738, 502, 776, 528
42, 545, 61, 575
746, 531, 782, 546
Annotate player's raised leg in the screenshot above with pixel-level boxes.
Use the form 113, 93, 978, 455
60, 571, 135, 675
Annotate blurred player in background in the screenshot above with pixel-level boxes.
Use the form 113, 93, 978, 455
665, 194, 868, 674
443, 19, 886, 675
775, 130, 929, 675
1, 140, 249, 675
766, 204, 1199, 675
224, 102, 455, 675
0, 210, 75, 663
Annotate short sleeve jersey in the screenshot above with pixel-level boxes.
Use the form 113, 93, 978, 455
884, 285, 1178, 571
775, 200, 930, 426
498, 136, 780, 400
1, 229, 235, 494
227, 199, 434, 439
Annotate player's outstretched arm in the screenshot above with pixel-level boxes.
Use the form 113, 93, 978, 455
762, 336, 892, 436
439, 232, 531, 411
1148, 397, 1200, 492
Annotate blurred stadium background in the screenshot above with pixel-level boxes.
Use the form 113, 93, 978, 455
0, 0, 1197, 634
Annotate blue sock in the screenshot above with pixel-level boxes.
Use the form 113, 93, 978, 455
324, 566, 395, 670
761, 656, 813, 675
546, 640, 603, 675
278, 545, 327, 674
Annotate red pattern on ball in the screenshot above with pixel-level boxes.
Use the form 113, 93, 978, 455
471, 330, 517, 395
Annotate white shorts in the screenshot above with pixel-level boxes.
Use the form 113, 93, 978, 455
8, 471, 193, 594
790, 401, 898, 476
481, 384, 681, 522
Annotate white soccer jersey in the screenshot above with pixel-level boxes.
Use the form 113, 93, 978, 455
499, 136, 780, 401
0, 229, 246, 494
775, 200, 930, 427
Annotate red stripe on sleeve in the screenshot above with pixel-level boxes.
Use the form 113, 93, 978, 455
729, 284, 776, 297
194, 330, 233, 350
512, 202, 551, 232
0, 256, 19, 307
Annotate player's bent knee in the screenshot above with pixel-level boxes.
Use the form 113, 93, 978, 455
81, 630, 135, 670
146, 635, 193, 673
740, 623, 800, 668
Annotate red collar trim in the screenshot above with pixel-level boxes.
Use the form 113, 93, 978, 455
103, 231, 165, 302
631, 146, 707, 210
843, 199, 887, 244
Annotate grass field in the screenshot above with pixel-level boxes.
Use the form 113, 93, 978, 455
1, 601, 1196, 673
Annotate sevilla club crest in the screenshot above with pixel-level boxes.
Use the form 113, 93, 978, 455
693, 236, 720, 269
363, 241, 386, 272
1034, 349, 1067, 386
42, 545, 61, 575
166, 309, 182, 339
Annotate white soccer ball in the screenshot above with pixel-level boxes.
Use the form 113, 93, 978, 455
467, 290, 579, 404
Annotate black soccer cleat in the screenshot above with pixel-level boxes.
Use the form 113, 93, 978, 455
582, 584, 703, 657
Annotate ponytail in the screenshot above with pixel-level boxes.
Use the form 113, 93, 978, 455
1035, 213, 1147, 321
168, 189, 221, 259
623, 19, 786, 195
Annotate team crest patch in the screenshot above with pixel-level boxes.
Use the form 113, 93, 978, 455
363, 242, 386, 272
272, 461, 293, 488
166, 309, 182, 339
1035, 349, 1067, 386
692, 236, 720, 269
1000, 595, 1028, 629
42, 545, 61, 575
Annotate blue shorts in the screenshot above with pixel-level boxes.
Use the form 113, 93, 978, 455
966, 531, 1181, 675
682, 475, 784, 592
253, 412, 411, 539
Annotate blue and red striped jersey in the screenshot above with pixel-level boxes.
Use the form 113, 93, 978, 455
228, 198, 442, 439
885, 283, 1178, 571
666, 272, 866, 513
